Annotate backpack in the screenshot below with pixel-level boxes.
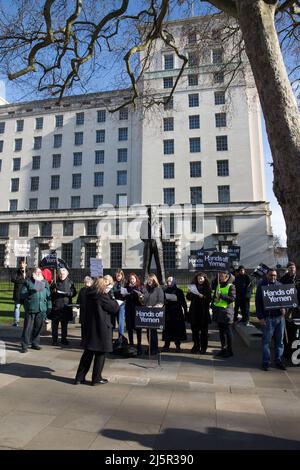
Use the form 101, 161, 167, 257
112, 335, 134, 357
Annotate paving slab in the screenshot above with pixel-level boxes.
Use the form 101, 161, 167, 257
24, 426, 97, 450
0, 326, 299, 450
0, 410, 55, 449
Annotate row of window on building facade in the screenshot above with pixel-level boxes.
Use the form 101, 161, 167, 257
6, 182, 230, 211
0, 214, 234, 240
0, 90, 226, 149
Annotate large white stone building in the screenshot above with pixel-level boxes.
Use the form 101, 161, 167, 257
0, 16, 275, 270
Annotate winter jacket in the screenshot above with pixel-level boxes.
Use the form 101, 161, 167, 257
50, 277, 77, 321
142, 285, 165, 307
20, 278, 52, 316
211, 278, 236, 324
83, 288, 119, 352
11, 268, 30, 302
186, 283, 212, 327
255, 279, 284, 320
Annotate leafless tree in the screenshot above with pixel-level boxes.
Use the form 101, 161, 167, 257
0, 0, 299, 264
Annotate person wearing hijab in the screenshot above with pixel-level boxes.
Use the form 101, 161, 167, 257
162, 276, 187, 352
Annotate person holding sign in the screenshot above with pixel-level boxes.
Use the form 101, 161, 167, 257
186, 273, 212, 354
143, 274, 165, 356
49, 268, 77, 346
162, 277, 187, 352
113, 269, 127, 338
211, 271, 236, 358
20, 268, 52, 353
255, 269, 287, 371
124, 273, 144, 355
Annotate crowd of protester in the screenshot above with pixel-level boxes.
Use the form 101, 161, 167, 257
8, 259, 300, 384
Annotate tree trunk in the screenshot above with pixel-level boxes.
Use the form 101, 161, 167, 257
236, 0, 300, 265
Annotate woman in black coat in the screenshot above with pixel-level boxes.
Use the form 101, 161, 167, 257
186, 272, 212, 354
74, 277, 119, 386
162, 276, 187, 352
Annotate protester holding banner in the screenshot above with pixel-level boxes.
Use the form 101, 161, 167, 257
74, 277, 119, 386
124, 273, 144, 355
186, 272, 212, 354
255, 268, 288, 371
234, 266, 252, 325
49, 268, 77, 346
113, 269, 127, 338
211, 271, 236, 358
142, 274, 165, 356
77, 276, 93, 346
11, 259, 30, 327
162, 277, 187, 352
20, 268, 52, 353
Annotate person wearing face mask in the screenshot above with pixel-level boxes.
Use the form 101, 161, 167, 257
211, 271, 236, 358
186, 272, 212, 354
50, 267, 77, 346
77, 276, 93, 346
162, 276, 187, 352
143, 274, 165, 356
256, 268, 287, 371
20, 267, 52, 353
124, 273, 144, 355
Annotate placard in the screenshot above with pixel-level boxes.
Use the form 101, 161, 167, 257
14, 240, 30, 257
188, 253, 204, 271
227, 246, 241, 261
262, 283, 298, 310
135, 307, 165, 330
252, 263, 270, 278
90, 257, 103, 277
203, 251, 230, 272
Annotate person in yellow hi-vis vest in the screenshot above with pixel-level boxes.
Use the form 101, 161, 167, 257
211, 271, 236, 358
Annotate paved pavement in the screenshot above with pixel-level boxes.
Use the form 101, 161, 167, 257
0, 324, 300, 450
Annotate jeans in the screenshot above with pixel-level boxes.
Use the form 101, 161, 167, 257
118, 303, 125, 336
262, 315, 285, 365
13, 303, 21, 324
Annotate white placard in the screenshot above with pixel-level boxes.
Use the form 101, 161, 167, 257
188, 284, 200, 296
90, 257, 103, 277
14, 240, 30, 257
120, 287, 129, 296
165, 293, 178, 302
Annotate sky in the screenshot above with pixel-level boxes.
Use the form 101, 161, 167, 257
0, 1, 288, 246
